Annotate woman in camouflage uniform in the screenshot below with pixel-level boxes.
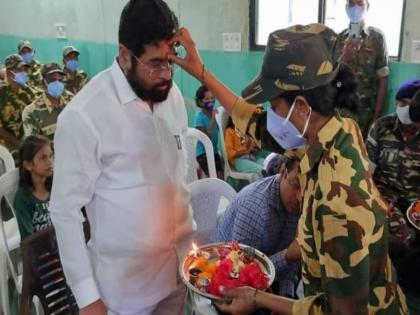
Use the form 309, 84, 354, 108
170, 24, 408, 314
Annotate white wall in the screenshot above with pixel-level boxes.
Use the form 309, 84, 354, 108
401, 0, 420, 61
0, 0, 249, 51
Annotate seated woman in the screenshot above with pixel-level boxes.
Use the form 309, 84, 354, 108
14, 135, 53, 240
195, 85, 224, 178
225, 117, 266, 178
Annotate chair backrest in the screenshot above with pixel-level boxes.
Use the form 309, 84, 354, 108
185, 128, 217, 183
0, 168, 21, 285
20, 227, 78, 315
188, 178, 237, 244
214, 107, 233, 180
0, 145, 15, 176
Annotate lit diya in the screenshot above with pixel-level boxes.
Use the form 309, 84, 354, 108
407, 200, 420, 231
180, 242, 275, 300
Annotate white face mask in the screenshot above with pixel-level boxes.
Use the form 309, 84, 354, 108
396, 105, 413, 125
346, 4, 367, 23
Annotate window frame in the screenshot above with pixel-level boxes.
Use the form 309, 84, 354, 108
249, 0, 406, 60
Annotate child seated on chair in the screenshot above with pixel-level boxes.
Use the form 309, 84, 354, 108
195, 85, 224, 178
13, 135, 53, 240
225, 117, 267, 178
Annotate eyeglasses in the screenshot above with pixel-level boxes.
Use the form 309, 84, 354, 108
132, 55, 174, 79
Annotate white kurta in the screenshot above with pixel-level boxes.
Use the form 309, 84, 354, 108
50, 59, 195, 314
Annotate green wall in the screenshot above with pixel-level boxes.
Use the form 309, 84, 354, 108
2, 34, 420, 120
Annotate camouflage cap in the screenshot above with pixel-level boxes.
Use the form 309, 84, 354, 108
242, 23, 340, 104
4, 54, 29, 70
41, 62, 66, 79
62, 45, 80, 57
18, 40, 34, 53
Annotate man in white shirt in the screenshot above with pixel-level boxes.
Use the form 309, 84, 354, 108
50, 1, 194, 314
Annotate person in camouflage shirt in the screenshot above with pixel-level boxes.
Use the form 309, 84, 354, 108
367, 79, 420, 314
18, 40, 44, 89
22, 63, 73, 141
170, 24, 408, 314
337, 0, 389, 138
62, 46, 89, 95
0, 54, 41, 152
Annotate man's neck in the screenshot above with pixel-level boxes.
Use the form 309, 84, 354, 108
47, 94, 61, 107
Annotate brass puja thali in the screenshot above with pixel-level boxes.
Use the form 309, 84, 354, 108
407, 200, 420, 231
179, 242, 276, 300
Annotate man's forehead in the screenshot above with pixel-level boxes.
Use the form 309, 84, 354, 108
142, 41, 174, 59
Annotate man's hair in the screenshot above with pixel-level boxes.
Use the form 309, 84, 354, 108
119, 0, 179, 56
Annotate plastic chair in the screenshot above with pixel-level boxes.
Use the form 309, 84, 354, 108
20, 227, 78, 315
185, 128, 217, 183
188, 178, 237, 245
0, 168, 21, 315
0, 145, 15, 176
215, 107, 258, 183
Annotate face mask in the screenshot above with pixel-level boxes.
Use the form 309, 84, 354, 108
346, 5, 366, 23
267, 99, 312, 150
396, 105, 413, 125
203, 100, 215, 111
12, 71, 28, 86
47, 80, 65, 99
22, 52, 34, 64
65, 59, 78, 72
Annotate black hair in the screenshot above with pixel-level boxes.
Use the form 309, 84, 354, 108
195, 85, 209, 107
280, 64, 360, 117
119, 0, 179, 56
18, 135, 52, 193
410, 90, 420, 123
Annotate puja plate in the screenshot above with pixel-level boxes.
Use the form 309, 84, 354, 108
407, 201, 420, 231
179, 242, 276, 300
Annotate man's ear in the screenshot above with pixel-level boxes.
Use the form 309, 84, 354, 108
118, 44, 132, 73
295, 96, 311, 119
279, 163, 287, 178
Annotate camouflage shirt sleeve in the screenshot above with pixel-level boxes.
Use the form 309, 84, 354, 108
372, 28, 389, 78
366, 121, 380, 171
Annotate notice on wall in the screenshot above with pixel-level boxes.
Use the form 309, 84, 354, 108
411, 40, 420, 63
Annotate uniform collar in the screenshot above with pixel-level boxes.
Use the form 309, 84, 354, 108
111, 58, 138, 106
300, 115, 343, 175
41, 91, 65, 112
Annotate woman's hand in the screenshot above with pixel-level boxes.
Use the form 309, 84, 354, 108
168, 28, 203, 80
215, 287, 257, 315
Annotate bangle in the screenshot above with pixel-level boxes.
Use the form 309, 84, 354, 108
200, 63, 205, 83
252, 288, 258, 311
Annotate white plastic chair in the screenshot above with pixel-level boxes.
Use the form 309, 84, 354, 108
185, 128, 217, 183
187, 178, 237, 315
188, 178, 237, 245
0, 145, 15, 176
0, 168, 22, 315
215, 107, 258, 183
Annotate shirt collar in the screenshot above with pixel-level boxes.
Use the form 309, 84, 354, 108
41, 91, 65, 112
300, 115, 343, 175
268, 175, 282, 214
111, 58, 138, 106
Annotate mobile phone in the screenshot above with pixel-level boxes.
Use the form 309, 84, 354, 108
349, 22, 361, 38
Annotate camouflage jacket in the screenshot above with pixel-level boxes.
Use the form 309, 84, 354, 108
337, 26, 389, 106
27, 60, 44, 89
22, 90, 73, 141
63, 68, 88, 95
0, 81, 42, 144
231, 98, 408, 314
367, 113, 420, 206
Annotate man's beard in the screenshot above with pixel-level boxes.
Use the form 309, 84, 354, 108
126, 64, 172, 103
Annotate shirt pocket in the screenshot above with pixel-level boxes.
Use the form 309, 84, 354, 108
320, 214, 351, 279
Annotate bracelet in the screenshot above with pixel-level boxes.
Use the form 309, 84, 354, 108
200, 63, 205, 83
252, 288, 258, 311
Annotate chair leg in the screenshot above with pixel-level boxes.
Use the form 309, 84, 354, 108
0, 255, 11, 315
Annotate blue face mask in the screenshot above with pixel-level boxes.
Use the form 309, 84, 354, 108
203, 100, 215, 111
267, 99, 312, 150
13, 71, 28, 86
21, 52, 34, 64
346, 5, 366, 23
65, 59, 78, 72
47, 80, 65, 99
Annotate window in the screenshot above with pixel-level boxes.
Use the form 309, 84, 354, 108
250, 0, 405, 58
